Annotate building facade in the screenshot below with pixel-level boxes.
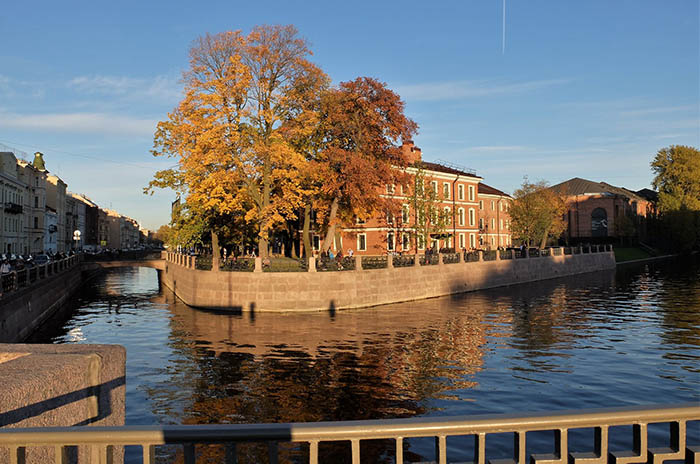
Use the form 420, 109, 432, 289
323, 141, 511, 255
550, 177, 652, 242
477, 184, 512, 249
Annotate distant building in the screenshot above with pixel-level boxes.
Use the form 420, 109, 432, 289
0, 151, 27, 255
477, 183, 512, 249
549, 177, 652, 242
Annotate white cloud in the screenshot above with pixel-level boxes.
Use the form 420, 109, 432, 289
0, 111, 158, 137
395, 78, 570, 101
68, 74, 182, 102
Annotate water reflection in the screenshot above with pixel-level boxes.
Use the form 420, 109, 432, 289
38, 258, 700, 463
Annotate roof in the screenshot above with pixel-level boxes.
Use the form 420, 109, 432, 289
549, 177, 646, 202
635, 188, 658, 202
417, 161, 480, 179
478, 183, 511, 198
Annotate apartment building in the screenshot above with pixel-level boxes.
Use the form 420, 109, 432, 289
477, 183, 512, 249
331, 141, 510, 255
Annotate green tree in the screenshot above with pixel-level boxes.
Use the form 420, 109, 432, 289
406, 165, 450, 252
651, 145, 700, 212
510, 178, 567, 248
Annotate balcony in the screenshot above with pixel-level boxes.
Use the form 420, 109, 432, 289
4, 202, 22, 214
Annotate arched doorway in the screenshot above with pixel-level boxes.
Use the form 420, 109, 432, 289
591, 208, 608, 237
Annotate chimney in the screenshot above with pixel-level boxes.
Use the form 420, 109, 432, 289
401, 140, 422, 165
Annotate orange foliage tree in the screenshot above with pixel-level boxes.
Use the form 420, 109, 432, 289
148, 25, 329, 258
291, 78, 418, 253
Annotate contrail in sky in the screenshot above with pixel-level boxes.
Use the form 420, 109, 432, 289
502, 0, 506, 54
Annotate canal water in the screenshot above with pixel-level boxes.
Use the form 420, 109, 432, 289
32, 256, 699, 463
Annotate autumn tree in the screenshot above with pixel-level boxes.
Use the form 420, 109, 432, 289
510, 178, 567, 248
148, 25, 329, 258
305, 78, 418, 253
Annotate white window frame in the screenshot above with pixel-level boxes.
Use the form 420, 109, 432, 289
357, 233, 367, 251
387, 232, 395, 251
458, 184, 464, 201
492, 218, 496, 229
402, 204, 410, 224
470, 233, 476, 248
469, 208, 475, 226
431, 180, 438, 194
491, 200, 495, 210
459, 233, 465, 249
444, 206, 451, 225
402, 232, 410, 251
458, 207, 465, 226
418, 234, 425, 250
468, 185, 475, 202
443, 182, 450, 199
386, 184, 395, 194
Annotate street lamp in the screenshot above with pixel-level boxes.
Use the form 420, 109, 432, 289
73, 230, 81, 251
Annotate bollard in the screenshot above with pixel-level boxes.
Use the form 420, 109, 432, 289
355, 255, 362, 271
478, 250, 484, 261
414, 254, 420, 266
437, 252, 443, 265
387, 254, 394, 268
308, 256, 316, 272
254, 257, 262, 273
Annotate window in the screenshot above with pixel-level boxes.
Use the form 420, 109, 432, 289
386, 210, 394, 225
469, 208, 475, 226
468, 185, 475, 202
431, 180, 438, 194
458, 208, 465, 226
458, 184, 464, 200
491, 237, 495, 246
402, 233, 410, 251
402, 205, 410, 224
34, 196, 38, 208
313, 235, 320, 251
386, 184, 395, 194
355, 216, 365, 224
444, 207, 451, 225
443, 182, 450, 199
492, 218, 496, 229
500, 219, 503, 229
357, 233, 367, 251
459, 233, 465, 249
470, 233, 476, 248
491, 200, 495, 210
500, 202, 504, 211
34, 216, 38, 229
387, 232, 395, 251
418, 234, 425, 250
479, 200, 483, 210
479, 218, 484, 229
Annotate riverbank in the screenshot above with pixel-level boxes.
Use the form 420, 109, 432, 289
161, 247, 616, 312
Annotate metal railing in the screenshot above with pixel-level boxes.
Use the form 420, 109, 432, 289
392, 254, 415, 267
0, 404, 696, 464
0, 255, 80, 297
361, 255, 388, 270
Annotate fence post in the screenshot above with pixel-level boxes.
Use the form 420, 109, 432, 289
387, 254, 394, 268
496, 249, 501, 261
254, 257, 262, 273
308, 256, 317, 272
414, 254, 420, 266
478, 250, 484, 261
355, 255, 362, 271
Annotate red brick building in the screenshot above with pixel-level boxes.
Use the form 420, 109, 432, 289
477, 184, 513, 249
549, 177, 652, 242
312, 141, 512, 255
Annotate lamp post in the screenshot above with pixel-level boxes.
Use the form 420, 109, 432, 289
73, 230, 81, 252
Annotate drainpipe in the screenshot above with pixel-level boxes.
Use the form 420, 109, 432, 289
452, 174, 459, 250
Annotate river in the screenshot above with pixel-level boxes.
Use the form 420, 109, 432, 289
31, 255, 700, 463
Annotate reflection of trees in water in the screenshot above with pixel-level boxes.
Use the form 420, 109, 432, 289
144, 296, 497, 463
655, 256, 700, 360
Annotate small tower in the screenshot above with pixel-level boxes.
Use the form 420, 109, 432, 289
32, 151, 47, 171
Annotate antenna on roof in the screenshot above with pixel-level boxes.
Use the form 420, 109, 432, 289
435, 159, 477, 176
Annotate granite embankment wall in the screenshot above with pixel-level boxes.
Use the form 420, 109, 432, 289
161, 249, 616, 312
0, 344, 125, 463
0, 257, 88, 343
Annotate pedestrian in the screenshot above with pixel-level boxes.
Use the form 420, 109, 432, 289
347, 249, 354, 257
0, 260, 10, 274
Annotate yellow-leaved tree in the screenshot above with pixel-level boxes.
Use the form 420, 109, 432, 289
148, 25, 329, 258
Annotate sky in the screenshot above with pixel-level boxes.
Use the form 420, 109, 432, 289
1, 0, 698, 230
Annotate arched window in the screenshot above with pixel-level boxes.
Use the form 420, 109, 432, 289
591, 208, 608, 237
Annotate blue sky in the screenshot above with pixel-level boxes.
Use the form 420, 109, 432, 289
1, 0, 698, 230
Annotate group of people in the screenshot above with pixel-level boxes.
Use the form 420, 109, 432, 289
0, 251, 75, 275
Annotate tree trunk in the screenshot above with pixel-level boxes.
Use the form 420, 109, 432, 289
302, 204, 311, 257
211, 230, 220, 271
321, 196, 340, 253
539, 225, 550, 250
